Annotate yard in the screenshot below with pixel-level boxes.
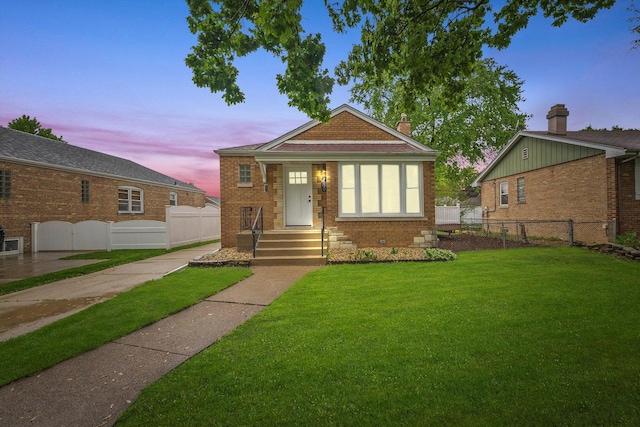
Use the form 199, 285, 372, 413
118, 247, 640, 425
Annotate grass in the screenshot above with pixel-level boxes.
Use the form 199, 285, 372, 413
118, 247, 640, 426
0, 267, 251, 387
0, 240, 219, 296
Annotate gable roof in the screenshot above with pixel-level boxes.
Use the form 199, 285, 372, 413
474, 130, 640, 185
215, 104, 439, 162
0, 126, 203, 192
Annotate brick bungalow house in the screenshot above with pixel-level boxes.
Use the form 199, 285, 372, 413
473, 104, 639, 243
0, 126, 206, 253
215, 105, 439, 264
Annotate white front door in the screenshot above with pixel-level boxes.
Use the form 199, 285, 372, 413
284, 165, 313, 226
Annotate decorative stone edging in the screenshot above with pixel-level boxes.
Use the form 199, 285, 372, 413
579, 242, 640, 262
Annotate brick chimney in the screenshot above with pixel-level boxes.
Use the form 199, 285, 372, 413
547, 104, 569, 135
396, 113, 411, 136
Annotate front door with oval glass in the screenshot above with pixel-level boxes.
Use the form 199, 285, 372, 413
284, 165, 313, 226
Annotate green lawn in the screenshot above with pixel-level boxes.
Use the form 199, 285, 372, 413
118, 247, 640, 426
0, 240, 219, 296
0, 267, 251, 386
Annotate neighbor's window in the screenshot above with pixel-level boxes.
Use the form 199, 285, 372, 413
517, 177, 525, 203
239, 164, 252, 184
499, 181, 509, 207
0, 169, 11, 199
118, 186, 143, 213
169, 192, 178, 206
81, 180, 90, 203
339, 162, 422, 217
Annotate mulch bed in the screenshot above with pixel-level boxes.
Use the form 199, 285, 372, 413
436, 233, 534, 251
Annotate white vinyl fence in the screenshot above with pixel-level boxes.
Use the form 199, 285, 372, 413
436, 205, 483, 226
435, 205, 461, 225
32, 205, 220, 252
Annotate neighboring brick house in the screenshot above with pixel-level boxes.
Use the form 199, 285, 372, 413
473, 104, 640, 242
215, 104, 439, 252
0, 126, 206, 253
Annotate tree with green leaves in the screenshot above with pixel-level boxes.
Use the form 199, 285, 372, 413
7, 115, 65, 142
185, 0, 614, 121
631, 1, 640, 50
350, 57, 529, 201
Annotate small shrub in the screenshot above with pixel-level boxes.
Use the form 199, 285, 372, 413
424, 248, 457, 261
615, 232, 640, 248
349, 250, 378, 262
390, 247, 398, 255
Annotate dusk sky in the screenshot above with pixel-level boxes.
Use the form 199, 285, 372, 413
1, 1, 638, 196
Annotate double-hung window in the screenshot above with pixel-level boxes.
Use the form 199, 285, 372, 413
499, 181, 509, 207
339, 162, 422, 217
169, 192, 178, 206
118, 186, 143, 213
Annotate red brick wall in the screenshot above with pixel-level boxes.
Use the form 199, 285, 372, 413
221, 157, 437, 248
291, 111, 397, 141
0, 161, 205, 252
618, 159, 640, 235
219, 156, 274, 248
479, 154, 640, 238
480, 154, 617, 242
324, 161, 436, 248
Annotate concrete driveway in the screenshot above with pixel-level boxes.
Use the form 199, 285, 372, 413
0, 251, 104, 285
0, 243, 221, 341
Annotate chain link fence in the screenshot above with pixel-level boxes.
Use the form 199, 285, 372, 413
440, 219, 616, 248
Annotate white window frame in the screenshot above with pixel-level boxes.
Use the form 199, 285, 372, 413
338, 162, 423, 217
169, 192, 178, 206
499, 181, 509, 207
118, 186, 144, 213
239, 164, 251, 183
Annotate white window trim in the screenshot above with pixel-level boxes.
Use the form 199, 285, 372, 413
239, 164, 252, 183
169, 192, 178, 206
499, 181, 509, 207
338, 162, 423, 217
118, 186, 144, 214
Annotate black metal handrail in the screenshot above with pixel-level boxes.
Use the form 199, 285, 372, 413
251, 206, 263, 258
240, 206, 253, 230
321, 206, 325, 256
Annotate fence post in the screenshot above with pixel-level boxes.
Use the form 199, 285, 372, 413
165, 205, 172, 250
106, 221, 113, 252
31, 222, 39, 253
568, 219, 574, 246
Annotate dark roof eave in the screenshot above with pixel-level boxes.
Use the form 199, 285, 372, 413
1, 156, 205, 193
252, 151, 439, 162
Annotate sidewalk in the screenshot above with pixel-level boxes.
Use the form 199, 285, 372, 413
0, 244, 321, 426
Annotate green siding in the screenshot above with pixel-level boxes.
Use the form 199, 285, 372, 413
483, 136, 603, 180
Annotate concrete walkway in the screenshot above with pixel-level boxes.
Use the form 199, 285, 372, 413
0, 245, 321, 426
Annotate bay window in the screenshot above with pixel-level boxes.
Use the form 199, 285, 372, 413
339, 162, 423, 217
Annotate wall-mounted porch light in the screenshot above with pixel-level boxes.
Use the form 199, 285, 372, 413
321, 163, 327, 192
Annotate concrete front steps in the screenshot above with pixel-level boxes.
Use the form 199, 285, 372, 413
250, 230, 328, 266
